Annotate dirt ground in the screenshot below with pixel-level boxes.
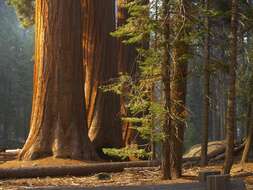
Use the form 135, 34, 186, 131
0, 157, 92, 169
0, 167, 192, 190
1, 157, 253, 190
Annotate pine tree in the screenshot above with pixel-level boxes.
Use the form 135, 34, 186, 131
170, 0, 190, 178
201, 0, 211, 166
223, 0, 238, 174
161, 0, 171, 180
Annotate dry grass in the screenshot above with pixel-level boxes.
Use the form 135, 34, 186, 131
0, 167, 196, 190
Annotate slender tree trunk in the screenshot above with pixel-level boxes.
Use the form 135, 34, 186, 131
240, 12, 252, 163
19, 0, 97, 160
223, 0, 238, 174
3, 117, 8, 147
200, 0, 210, 166
170, 0, 189, 178
161, 0, 171, 180
241, 104, 253, 164
82, 0, 123, 154
116, 0, 149, 149
117, 0, 138, 147
170, 40, 188, 179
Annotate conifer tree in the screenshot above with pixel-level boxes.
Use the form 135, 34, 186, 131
223, 0, 238, 174
19, 0, 97, 160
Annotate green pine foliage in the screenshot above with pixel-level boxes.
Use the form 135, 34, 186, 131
6, 0, 34, 27
103, 0, 197, 159
103, 146, 151, 160
104, 0, 253, 159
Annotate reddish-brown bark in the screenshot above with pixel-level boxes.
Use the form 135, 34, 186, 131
19, 0, 97, 160
82, 0, 123, 152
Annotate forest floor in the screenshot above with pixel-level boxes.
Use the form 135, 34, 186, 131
0, 157, 253, 190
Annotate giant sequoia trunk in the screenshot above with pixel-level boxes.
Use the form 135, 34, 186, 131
82, 0, 123, 153
19, 0, 97, 160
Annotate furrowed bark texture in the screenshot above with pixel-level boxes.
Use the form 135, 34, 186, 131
19, 0, 97, 160
82, 0, 123, 152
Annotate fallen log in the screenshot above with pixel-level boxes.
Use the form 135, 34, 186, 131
183, 141, 245, 167
184, 141, 226, 158
0, 160, 160, 179
209, 143, 245, 163
5, 149, 21, 154
0, 152, 17, 162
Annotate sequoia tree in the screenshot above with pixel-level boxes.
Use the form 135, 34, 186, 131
19, 0, 97, 160
82, 0, 123, 153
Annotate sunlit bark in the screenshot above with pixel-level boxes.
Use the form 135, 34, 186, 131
82, 0, 123, 153
19, 0, 97, 160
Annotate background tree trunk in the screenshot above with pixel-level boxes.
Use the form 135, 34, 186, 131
19, 0, 96, 160
82, 0, 123, 155
170, 40, 188, 179
223, 0, 238, 174
241, 103, 253, 164
170, 0, 190, 178
201, 0, 210, 166
161, 0, 171, 180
